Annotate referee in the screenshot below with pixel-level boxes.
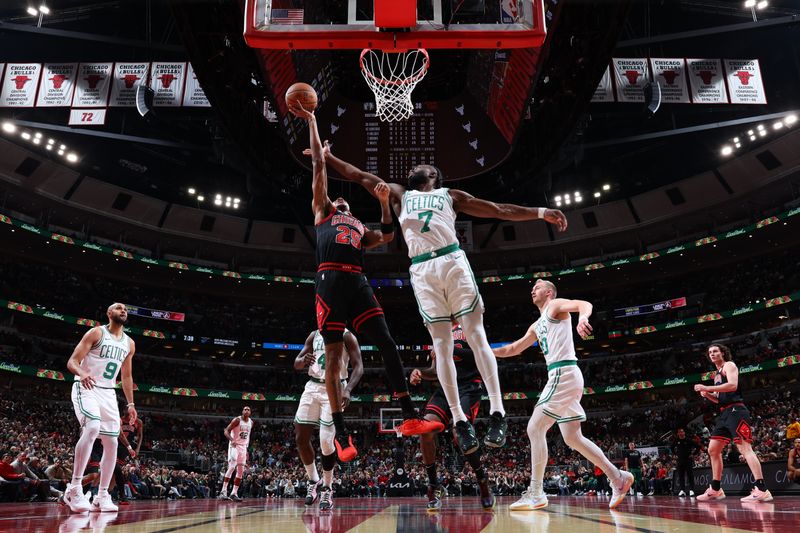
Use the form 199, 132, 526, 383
672, 428, 701, 497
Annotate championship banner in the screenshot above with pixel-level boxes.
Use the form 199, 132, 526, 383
724, 59, 767, 104
36, 63, 78, 107
612, 58, 650, 103
182, 63, 211, 107
455, 220, 474, 251
650, 58, 689, 103
72, 63, 113, 107
0, 63, 42, 107
687, 59, 728, 103
109, 62, 149, 107
150, 62, 186, 107
591, 66, 615, 102
124, 304, 185, 322
614, 297, 687, 318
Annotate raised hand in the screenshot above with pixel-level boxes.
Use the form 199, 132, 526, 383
544, 209, 568, 232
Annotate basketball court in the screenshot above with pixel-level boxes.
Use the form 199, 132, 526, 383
3, 496, 797, 532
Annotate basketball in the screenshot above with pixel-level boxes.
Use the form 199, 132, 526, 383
285, 82, 317, 113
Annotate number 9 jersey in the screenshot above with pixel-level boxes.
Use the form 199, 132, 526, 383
76, 325, 131, 388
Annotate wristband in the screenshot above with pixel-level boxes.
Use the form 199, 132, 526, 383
537, 208, 546, 219
127, 402, 135, 407
380, 223, 394, 234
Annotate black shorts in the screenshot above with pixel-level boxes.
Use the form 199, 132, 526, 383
315, 269, 383, 343
711, 404, 753, 444
85, 460, 100, 475
425, 379, 483, 425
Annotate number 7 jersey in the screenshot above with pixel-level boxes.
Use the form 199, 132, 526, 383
77, 325, 132, 388
399, 188, 458, 258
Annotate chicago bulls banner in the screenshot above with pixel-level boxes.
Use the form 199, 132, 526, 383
72, 62, 113, 107
687, 58, 728, 104
650, 58, 689, 103
724, 59, 766, 104
591, 66, 615, 102
0, 63, 42, 107
612, 58, 650, 102
36, 63, 78, 107
150, 62, 186, 107
182, 63, 211, 107
109, 62, 150, 107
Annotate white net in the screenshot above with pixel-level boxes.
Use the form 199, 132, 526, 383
360, 48, 430, 122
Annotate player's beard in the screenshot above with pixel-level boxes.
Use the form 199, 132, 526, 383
110, 314, 127, 325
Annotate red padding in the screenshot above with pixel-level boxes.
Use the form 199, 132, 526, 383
374, 0, 416, 28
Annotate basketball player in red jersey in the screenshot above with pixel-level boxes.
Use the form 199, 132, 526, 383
694, 344, 772, 502
289, 102, 443, 469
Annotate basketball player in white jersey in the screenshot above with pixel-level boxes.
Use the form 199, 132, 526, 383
294, 329, 363, 510
315, 146, 567, 454
219, 406, 254, 501
493, 280, 633, 510
64, 302, 136, 513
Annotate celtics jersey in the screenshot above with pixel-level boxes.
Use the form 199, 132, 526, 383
532, 303, 577, 367
399, 188, 459, 258
230, 417, 252, 447
77, 325, 131, 388
309, 330, 349, 381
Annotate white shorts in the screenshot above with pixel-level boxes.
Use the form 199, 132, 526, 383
409, 250, 484, 324
293, 380, 335, 427
71, 382, 121, 436
536, 365, 586, 424
228, 444, 248, 466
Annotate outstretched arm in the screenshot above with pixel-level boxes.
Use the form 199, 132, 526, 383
493, 324, 538, 358
363, 183, 396, 249
449, 189, 567, 231
291, 104, 333, 223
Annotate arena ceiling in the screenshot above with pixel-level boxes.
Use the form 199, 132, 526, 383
0, 0, 799, 224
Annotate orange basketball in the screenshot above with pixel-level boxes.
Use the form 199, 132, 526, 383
285, 82, 318, 113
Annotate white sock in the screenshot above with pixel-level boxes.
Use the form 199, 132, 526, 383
429, 322, 467, 423
305, 463, 320, 483
459, 312, 505, 416
221, 481, 229, 493
559, 421, 622, 484
71, 419, 100, 485
323, 468, 334, 488
231, 484, 238, 495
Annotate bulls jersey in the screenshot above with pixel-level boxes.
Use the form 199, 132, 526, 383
230, 417, 252, 447
714, 364, 744, 407
308, 330, 350, 381
316, 207, 366, 270
120, 418, 137, 446
452, 346, 480, 383
532, 303, 578, 367
76, 325, 131, 388
398, 188, 459, 257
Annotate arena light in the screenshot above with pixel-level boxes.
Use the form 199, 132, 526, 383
59, 144, 66, 150
45, 144, 52, 151
47, 138, 54, 144
747, 129, 754, 135
27, 6, 38, 16
65, 153, 78, 163
34, 132, 42, 138
554, 195, 561, 202
57, 149, 64, 155
187, 187, 196, 195
749, 135, 757, 141
786, 114, 798, 125
756, 124, 764, 131
733, 137, 739, 143
773, 121, 783, 130
32, 137, 41, 145
196, 195, 205, 202
214, 198, 222, 206
1, 122, 16, 133
759, 130, 767, 137
234, 197, 241, 204
38, 5, 50, 14
564, 197, 571, 205
575, 196, 583, 203
602, 184, 610, 191
735, 142, 741, 148
757, 0, 768, 8
21, 131, 31, 140
720, 146, 733, 156
593, 192, 600, 198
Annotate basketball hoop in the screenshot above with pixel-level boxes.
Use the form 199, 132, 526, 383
360, 48, 430, 122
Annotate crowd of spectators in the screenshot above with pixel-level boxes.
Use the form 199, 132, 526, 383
2, 377, 797, 503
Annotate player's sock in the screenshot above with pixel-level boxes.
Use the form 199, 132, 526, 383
305, 462, 320, 483
754, 479, 766, 491
528, 407, 555, 493
321, 452, 336, 488
98, 435, 118, 493
559, 422, 622, 483
71, 419, 100, 485
711, 480, 721, 491
425, 463, 438, 486
332, 411, 347, 434
98, 488, 109, 498
221, 481, 229, 493
459, 313, 505, 417
464, 450, 486, 481
429, 321, 467, 423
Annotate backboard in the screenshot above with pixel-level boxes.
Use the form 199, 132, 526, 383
244, 0, 546, 50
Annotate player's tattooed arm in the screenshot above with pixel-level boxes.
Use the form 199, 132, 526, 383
294, 331, 317, 371
67, 326, 103, 390
493, 324, 538, 358
449, 189, 567, 231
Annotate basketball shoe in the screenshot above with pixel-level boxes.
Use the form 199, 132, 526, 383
319, 486, 334, 511
426, 484, 445, 511
334, 433, 357, 462
484, 412, 507, 448
454, 420, 479, 455
306, 479, 323, 506
91, 493, 118, 512
478, 478, 495, 510
740, 488, 773, 502
396, 417, 445, 437
609, 471, 635, 509
63, 483, 92, 513
696, 487, 726, 501
510, 487, 548, 510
